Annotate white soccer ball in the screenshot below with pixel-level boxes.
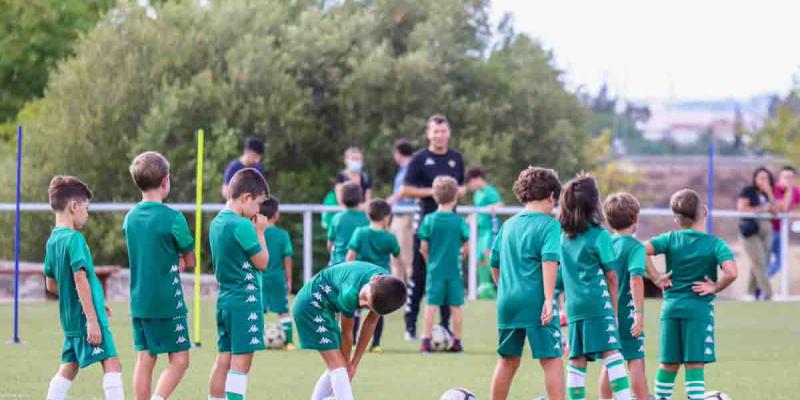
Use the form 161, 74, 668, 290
704, 391, 732, 400
440, 387, 477, 400
263, 323, 286, 349
431, 325, 453, 352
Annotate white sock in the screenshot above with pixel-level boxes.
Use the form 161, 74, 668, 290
225, 371, 248, 399
102, 372, 124, 400
328, 367, 354, 400
603, 353, 632, 400
47, 375, 73, 400
311, 371, 334, 400
151, 396, 165, 400
208, 397, 226, 400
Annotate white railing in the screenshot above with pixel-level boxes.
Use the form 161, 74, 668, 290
0, 203, 795, 300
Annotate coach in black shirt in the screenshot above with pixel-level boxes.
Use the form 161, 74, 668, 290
400, 114, 466, 340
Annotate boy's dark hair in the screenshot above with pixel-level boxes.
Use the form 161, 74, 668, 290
782, 165, 797, 174
466, 166, 484, 182
513, 167, 561, 204
367, 199, 392, 221
559, 174, 603, 238
603, 192, 640, 231
671, 188, 703, 228
259, 196, 280, 219
129, 151, 170, 191
432, 175, 458, 205
341, 181, 363, 208
48, 176, 93, 212
427, 113, 449, 128
228, 168, 269, 200
394, 139, 414, 157
370, 275, 408, 315
244, 137, 264, 155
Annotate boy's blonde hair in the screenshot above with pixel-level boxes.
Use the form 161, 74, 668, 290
432, 176, 458, 205
130, 151, 170, 191
603, 192, 640, 231
670, 188, 703, 228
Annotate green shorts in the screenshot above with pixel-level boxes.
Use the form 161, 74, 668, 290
659, 318, 715, 364
61, 327, 118, 368
617, 309, 645, 360
216, 308, 266, 354
293, 288, 341, 351
262, 276, 290, 314
568, 316, 622, 360
497, 325, 562, 359
132, 315, 191, 355
426, 276, 464, 306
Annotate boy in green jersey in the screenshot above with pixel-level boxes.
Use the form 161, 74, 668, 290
208, 168, 271, 400
327, 182, 369, 266
123, 152, 195, 400
646, 189, 738, 400
44, 176, 124, 400
294, 261, 407, 400
559, 175, 632, 400
489, 167, 564, 400
346, 199, 401, 352
466, 167, 503, 299
258, 196, 296, 350
419, 176, 469, 353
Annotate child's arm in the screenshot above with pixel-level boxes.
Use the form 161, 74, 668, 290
693, 260, 738, 296
491, 268, 499, 285
45, 277, 59, 296
74, 269, 102, 345
644, 241, 672, 289
604, 269, 619, 317
630, 275, 645, 337
284, 257, 293, 294
461, 242, 469, 260
420, 241, 429, 263
339, 315, 355, 362
541, 261, 558, 325
346, 250, 357, 262
348, 311, 378, 379
250, 215, 270, 270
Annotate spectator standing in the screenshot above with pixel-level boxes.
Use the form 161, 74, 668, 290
221, 137, 265, 199
387, 139, 416, 281
335, 147, 372, 206
737, 167, 777, 300
769, 166, 800, 276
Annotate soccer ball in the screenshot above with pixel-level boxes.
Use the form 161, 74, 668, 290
431, 325, 453, 352
440, 387, 477, 400
704, 391, 732, 400
263, 323, 286, 349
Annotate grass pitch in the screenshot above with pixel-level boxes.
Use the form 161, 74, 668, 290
1, 299, 797, 399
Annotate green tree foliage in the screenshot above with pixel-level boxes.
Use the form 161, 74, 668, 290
3, 0, 591, 278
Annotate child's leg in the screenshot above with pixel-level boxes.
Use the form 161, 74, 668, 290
422, 305, 436, 339
598, 366, 612, 400
225, 353, 254, 400
601, 350, 632, 400
153, 350, 190, 399
47, 363, 79, 400
451, 306, 463, 340
209, 352, 231, 399
352, 310, 361, 343
540, 357, 564, 400
567, 357, 588, 400
372, 315, 384, 348
279, 313, 294, 345
654, 363, 679, 400
100, 356, 124, 400
685, 363, 705, 400
133, 351, 157, 400
490, 356, 521, 400
627, 359, 649, 400
319, 349, 353, 400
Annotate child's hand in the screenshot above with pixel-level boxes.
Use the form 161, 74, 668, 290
252, 214, 269, 232
631, 311, 644, 337
86, 319, 102, 346
692, 276, 717, 296
655, 271, 673, 290
540, 301, 553, 325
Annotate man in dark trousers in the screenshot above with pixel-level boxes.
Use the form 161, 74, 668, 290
400, 114, 466, 340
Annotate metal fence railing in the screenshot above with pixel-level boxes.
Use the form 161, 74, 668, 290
0, 203, 796, 300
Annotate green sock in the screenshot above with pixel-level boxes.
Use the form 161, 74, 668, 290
685, 368, 705, 400
654, 368, 677, 400
281, 317, 293, 344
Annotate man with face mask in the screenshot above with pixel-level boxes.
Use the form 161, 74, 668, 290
335, 147, 372, 206
400, 114, 466, 340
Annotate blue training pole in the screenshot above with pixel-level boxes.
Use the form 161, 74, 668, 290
12, 125, 22, 343
706, 132, 715, 234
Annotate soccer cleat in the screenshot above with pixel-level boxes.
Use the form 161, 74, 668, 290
404, 331, 417, 341
369, 345, 383, 353
419, 339, 432, 354
449, 341, 463, 353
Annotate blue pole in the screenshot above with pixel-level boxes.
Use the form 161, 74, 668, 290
12, 125, 22, 343
706, 132, 714, 234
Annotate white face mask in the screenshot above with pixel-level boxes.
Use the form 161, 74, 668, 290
347, 159, 363, 173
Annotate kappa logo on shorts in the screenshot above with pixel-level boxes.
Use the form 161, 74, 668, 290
248, 313, 258, 321
170, 265, 179, 273
172, 277, 180, 285
320, 284, 332, 294
250, 337, 262, 345
313, 316, 324, 323
313, 292, 322, 301
554, 342, 561, 349
638, 345, 644, 352
599, 280, 607, 287
311, 301, 322, 309
175, 323, 185, 332
316, 326, 329, 333
603, 301, 612, 309
597, 269, 603, 276
705, 336, 714, 344
706, 324, 713, 332
628, 310, 635, 319
245, 273, 255, 281
628, 300, 634, 307
553, 330, 561, 338
245, 295, 257, 303
91, 347, 105, 356
176, 336, 187, 344
709, 310, 714, 317
245, 284, 257, 292
242, 261, 252, 270
608, 336, 617, 344
602, 290, 610, 298
176, 301, 183, 309
553, 309, 560, 317
174, 289, 182, 297
606, 324, 616, 332
705, 348, 713, 355
319, 337, 332, 345
637, 336, 644, 342
248, 325, 260, 333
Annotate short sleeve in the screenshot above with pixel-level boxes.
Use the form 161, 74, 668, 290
234, 220, 262, 257
460, 219, 470, 243
596, 230, 618, 271
649, 232, 671, 255
403, 154, 423, 186
541, 219, 562, 262
283, 232, 294, 258
338, 286, 359, 318
223, 161, 238, 184
389, 233, 400, 257
714, 238, 735, 264
627, 244, 646, 277
489, 226, 503, 269
44, 253, 55, 278
68, 234, 90, 272
347, 228, 362, 251
418, 216, 431, 241
171, 213, 195, 253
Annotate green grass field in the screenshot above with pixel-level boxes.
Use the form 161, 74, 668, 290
1, 299, 797, 399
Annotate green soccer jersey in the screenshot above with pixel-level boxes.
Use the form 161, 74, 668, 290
611, 235, 646, 319
418, 211, 470, 279
263, 225, 293, 280
560, 224, 619, 322
649, 229, 734, 321
210, 209, 263, 311
123, 202, 194, 319
489, 211, 561, 329
327, 209, 370, 266
474, 184, 502, 232
303, 261, 386, 318
44, 227, 109, 337
347, 226, 400, 270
